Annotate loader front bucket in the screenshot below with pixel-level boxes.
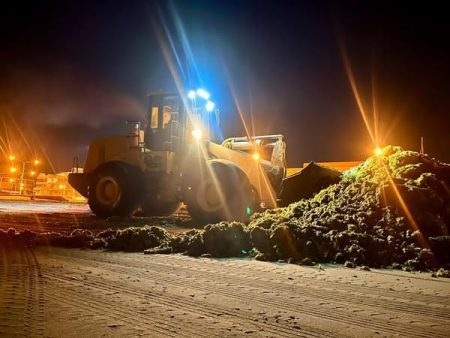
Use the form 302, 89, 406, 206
279, 162, 341, 206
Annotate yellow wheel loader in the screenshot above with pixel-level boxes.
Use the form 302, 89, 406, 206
69, 91, 340, 222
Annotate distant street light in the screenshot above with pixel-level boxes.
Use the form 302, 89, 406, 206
9, 155, 15, 161
13, 159, 42, 195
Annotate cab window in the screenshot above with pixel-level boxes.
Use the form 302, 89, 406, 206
162, 106, 172, 128
151, 107, 159, 129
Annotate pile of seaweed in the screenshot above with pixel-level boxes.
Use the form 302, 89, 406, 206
1, 146, 450, 274
0, 226, 172, 252
237, 145, 450, 270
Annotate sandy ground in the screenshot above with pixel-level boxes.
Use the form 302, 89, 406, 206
1, 200, 450, 337
0, 246, 449, 337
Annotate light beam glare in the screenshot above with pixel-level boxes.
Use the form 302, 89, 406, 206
8, 112, 34, 155
222, 64, 253, 141
371, 68, 380, 147
168, 1, 202, 87
379, 157, 431, 251
339, 41, 376, 146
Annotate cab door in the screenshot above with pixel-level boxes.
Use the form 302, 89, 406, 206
146, 94, 184, 152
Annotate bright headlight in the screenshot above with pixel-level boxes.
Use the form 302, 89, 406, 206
192, 129, 203, 140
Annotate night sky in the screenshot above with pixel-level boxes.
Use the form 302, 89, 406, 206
1, 0, 449, 172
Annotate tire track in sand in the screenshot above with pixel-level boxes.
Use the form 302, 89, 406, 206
0, 248, 45, 337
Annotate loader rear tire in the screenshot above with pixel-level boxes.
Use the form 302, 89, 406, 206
88, 163, 140, 218
184, 160, 257, 223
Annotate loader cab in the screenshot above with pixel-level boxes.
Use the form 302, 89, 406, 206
145, 93, 185, 152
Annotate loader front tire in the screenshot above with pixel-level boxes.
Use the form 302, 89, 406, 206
88, 163, 140, 218
184, 160, 257, 223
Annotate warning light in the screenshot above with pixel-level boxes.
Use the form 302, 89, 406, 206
187, 90, 196, 99
196, 88, 210, 100
205, 101, 215, 112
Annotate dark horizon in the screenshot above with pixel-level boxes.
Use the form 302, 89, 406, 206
1, 0, 449, 172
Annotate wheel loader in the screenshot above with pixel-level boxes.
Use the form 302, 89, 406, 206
69, 91, 340, 222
